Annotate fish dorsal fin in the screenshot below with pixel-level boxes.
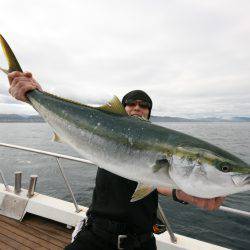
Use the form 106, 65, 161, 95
97, 96, 128, 116
130, 183, 155, 202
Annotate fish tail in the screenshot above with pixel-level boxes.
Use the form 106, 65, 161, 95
0, 34, 23, 75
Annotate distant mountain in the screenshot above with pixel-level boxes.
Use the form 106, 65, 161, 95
151, 116, 250, 122
151, 116, 194, 122
230, 117, 250, 122
0, 114, 44, 122
0, 114, 249, 123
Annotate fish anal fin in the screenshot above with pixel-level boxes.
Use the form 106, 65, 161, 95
130, 183, 154, 202
97, 96, 128, 116
52, 132, 63, 143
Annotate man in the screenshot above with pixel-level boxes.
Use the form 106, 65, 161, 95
8, 71, 225, 250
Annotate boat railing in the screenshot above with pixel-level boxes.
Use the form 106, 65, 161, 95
0, 142, 96, 213
0, 142, 249, 244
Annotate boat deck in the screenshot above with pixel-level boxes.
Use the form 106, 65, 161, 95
0, 213, 73, 249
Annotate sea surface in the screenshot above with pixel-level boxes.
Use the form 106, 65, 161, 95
0, 122, 249, 250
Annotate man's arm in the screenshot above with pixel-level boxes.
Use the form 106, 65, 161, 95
8, 71, 42, 102
157, 187, 225, 211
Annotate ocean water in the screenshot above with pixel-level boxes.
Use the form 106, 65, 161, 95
0, 122, 249, 250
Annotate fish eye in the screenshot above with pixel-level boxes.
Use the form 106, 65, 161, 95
220, 163, 232, 173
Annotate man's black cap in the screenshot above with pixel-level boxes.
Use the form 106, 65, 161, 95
122, 90, 153, 118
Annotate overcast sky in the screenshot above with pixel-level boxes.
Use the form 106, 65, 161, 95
0, 0, 249, 118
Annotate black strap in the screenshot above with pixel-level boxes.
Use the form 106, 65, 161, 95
172, 189, 189, 205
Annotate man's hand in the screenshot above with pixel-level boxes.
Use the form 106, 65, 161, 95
176, 189, 225, 211
157, 187, 225, 211
8, 71, 42, 102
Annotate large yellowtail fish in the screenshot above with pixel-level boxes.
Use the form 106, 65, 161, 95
0, 34, 249, 201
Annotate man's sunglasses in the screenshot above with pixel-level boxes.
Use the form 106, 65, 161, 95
125, 99, 151, 109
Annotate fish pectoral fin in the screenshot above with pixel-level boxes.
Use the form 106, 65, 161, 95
0, 34, 23, 73
152, 157, 170, 173
130, 183, 155, 202
52, 132, 64, 143
97, 96, 128, 116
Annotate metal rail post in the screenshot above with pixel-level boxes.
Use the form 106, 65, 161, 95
157, 203, 177, 243
0, 169, 10, 191
27, 175, 38, 198
56, 158, 81, 213
14, 171, 22, 193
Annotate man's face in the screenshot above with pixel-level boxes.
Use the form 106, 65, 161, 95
124, 99, 150, 119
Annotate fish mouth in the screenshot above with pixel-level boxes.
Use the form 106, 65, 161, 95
232, 174, 250, 186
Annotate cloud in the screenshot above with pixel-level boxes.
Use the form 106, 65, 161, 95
0, 0, 250, 117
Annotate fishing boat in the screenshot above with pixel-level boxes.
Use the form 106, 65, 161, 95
0, 142, 249, 250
